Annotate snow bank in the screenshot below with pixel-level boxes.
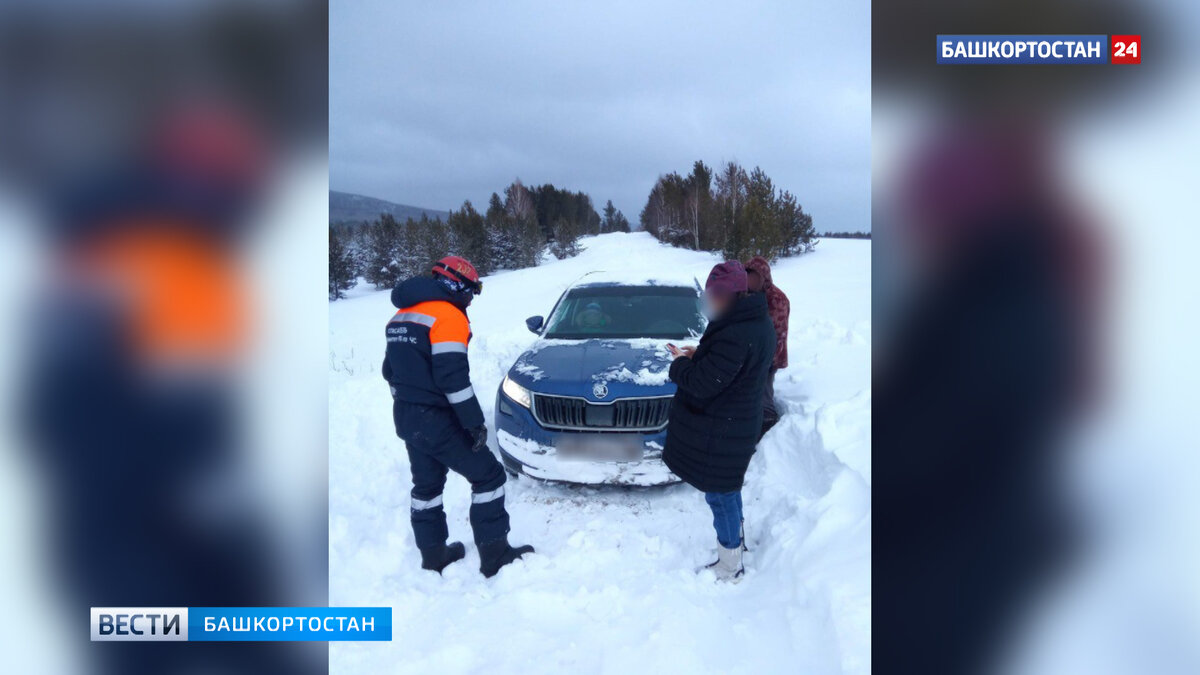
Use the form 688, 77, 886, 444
329, 232, 871, 674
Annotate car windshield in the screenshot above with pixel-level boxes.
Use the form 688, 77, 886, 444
544, 285, 704, 339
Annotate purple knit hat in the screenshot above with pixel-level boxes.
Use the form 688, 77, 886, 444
705, 260, 748, 296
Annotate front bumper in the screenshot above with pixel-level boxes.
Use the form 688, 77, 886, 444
494, 389, 679, 487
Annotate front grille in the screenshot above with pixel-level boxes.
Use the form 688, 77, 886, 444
533, 394, 672, 431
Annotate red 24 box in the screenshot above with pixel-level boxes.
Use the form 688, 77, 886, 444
1111, 35, 1141, 64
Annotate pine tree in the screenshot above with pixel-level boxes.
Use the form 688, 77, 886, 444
524, 182, 600, 246
515, 210, 543, 266
686, 160, 714, 249
612, 208, 630, 232
329, 226, 358, 300
714, 161, 749, 257
350, 222, 372, 275
447, 200, 490, 274
602, 199, 631, 233
584, 195, 601, 235
640, 183, 665, 240
504, 180, 543, 267
641, 172, 692, 247
549, 216, 581, 259
601, 200, 616, 234
363, 214, 408, 289
408, 214, 454, 273
776, 189, 816, 255
486, 192, 515, 270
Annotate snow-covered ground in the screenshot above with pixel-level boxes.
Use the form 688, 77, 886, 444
329, 232, 871, 674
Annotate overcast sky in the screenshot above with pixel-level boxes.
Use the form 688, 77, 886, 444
331, 0, 870, 232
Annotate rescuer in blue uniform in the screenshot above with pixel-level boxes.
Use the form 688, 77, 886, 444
384, 256, 535, 577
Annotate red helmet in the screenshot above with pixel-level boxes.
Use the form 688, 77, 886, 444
432, 256, 483, 294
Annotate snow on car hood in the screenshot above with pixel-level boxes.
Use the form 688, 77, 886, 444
507, 338, 685, 401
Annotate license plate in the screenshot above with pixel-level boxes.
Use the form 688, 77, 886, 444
584, 404, 615, 427
556, 434, 641, 463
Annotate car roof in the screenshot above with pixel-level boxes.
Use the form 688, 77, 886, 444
569, 270, 702, 290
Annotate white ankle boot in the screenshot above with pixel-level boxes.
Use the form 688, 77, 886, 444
704, 541, 745, 583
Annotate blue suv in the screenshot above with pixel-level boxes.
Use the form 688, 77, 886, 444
494, 275, 704, 485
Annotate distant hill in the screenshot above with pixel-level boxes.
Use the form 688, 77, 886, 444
330, 190, 449, 226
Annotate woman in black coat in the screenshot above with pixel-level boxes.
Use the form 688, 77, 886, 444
665, 260, 776, 582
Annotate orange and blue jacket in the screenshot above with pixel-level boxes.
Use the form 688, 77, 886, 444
382, 276, 484, 430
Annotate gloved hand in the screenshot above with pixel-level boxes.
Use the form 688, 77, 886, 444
468, 425, 489, 452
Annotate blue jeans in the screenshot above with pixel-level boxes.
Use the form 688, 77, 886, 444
705, 491, 743, 549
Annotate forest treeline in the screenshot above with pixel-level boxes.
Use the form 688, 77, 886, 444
640, 160, 816, 261
331, 163, 825, 300
330, 180, 631, 299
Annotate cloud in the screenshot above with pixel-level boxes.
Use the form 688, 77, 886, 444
331, 0, 870, 232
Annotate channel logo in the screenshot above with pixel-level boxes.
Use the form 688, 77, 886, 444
91, 608, 188, 642
937, 34, 1141, 65
90, 607, 392, 642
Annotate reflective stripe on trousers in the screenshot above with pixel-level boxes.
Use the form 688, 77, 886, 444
411, 494, 444, 510
471, 485, 505, 504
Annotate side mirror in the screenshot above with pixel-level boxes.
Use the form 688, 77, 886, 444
525, 315, 544, 334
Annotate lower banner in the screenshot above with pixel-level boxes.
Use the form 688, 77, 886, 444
90, 607, 392, 642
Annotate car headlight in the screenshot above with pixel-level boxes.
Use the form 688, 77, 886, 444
501, 375, 532, 408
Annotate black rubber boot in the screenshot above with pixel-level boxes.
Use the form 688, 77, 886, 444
420, 541, 466, 574
478, 538, 534, 578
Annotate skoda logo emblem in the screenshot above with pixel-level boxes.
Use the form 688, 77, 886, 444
592, 382, 609, 399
